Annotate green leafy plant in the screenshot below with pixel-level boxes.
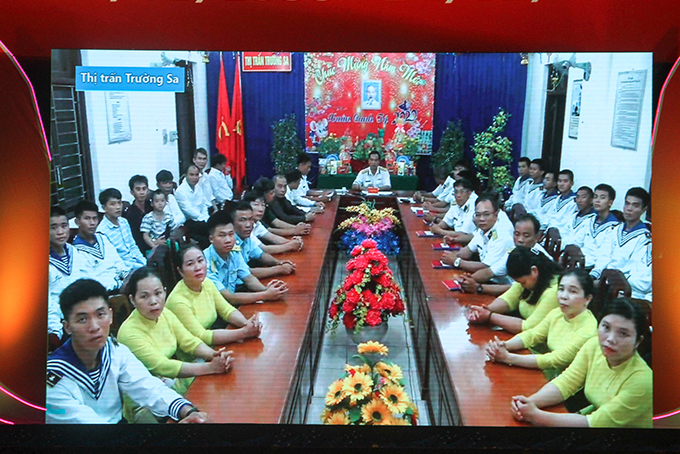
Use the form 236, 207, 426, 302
432, 120, 465, 173
316, 134, 343, 158
471, 109, 514, 191
271, 114, 304, 174
354, 133, 384, 161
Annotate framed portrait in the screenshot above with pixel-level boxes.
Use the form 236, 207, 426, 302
361, 79, 382, 110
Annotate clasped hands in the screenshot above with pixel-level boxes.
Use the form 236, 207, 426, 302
485, 335, 509, 363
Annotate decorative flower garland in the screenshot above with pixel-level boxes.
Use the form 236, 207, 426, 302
328, 239, 405, 332
322, 342, 418, 426
337, 202, 401, 255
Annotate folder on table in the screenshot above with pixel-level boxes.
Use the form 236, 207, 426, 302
432, 242, 460, 250
432, 260, 454, 269
416, 230, 441, 238
442, 280, 462, 291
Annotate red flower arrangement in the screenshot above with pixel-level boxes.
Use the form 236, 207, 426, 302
328, 239, 406, 333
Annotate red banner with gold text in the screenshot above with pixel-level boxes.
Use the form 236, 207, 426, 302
304, 52, 436, 153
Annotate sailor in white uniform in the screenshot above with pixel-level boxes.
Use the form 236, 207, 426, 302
530, 172, 559, 227
49, 206, 92, 340
352, 151, 391, 191
504, 157, 533, 210
46, 279, 208, 424
558, 186, 596, 248
593, 188, 652, 302
441, 194, 515, 283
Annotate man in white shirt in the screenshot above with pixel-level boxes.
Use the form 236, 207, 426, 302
48, 206, 92, 346
72, 200, 131, 294
430, 178, 476, 244
352, 151, 391, 191
207, 153, 233, 206
530, 170, 559, 227
541, 169, 578, 234
523, 158, 547, 216
441, 193, 515, 283
193, 148, 217, 212
285, 169, 324, 212
595, 187, 652, 301
504, 157, 533, 210
46, 278, 209, 424
559, 186, 596, 248
175, 164, 212, 248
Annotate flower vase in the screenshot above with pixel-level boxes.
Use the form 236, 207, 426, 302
346, 321, 389, 345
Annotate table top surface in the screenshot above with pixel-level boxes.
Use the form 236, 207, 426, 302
186, 195, 562, 425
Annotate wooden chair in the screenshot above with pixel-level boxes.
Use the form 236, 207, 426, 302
509, 203, 527, 225
542, 227, 562, 262
630, 298, 652, 367
560, 244, 586, 270
109, 294, 134, 337
591, 269, 631, 319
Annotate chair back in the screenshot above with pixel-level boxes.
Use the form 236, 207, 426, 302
591, 268, 631, 319
560, 244, 586, 270
109, 294, 134, 337
542, 227, 562, 262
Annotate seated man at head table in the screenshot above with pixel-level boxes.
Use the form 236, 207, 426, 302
203, 209, 288, 305
458, 213, 551, 296
242, 190, 304, 255
46, 278, 208, 424
229, 200, 297, 280
351, 150, 391, 192
253, 177, 313, 237
440, 193, 515, 284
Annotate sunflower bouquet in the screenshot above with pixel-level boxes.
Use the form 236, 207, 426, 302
337, 202, 401, 255
321, 341, 418, 425
328, 239, 406, 333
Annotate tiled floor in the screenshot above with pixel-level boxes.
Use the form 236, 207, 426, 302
305, 255, 430, 425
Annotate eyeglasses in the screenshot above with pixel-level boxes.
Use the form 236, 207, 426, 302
473, 211, 497, 219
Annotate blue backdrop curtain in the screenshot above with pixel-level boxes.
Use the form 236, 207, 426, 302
206, 52, 527, 192
206, 52, 307, 187
427, 53, 528, 191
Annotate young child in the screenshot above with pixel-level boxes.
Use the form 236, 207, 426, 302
96, 188, 147, 270
140, 189, 175, 254
504, 157, 533, 210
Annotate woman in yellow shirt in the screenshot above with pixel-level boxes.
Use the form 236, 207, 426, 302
511, 298, 652, 428
118, 267, 234, 383
166, 244, 262, 346
485, 269, 598, 373
467, 246, 562, 333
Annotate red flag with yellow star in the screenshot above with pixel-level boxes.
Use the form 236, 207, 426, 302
216, 52, 233, 167
231, 52, 246, 193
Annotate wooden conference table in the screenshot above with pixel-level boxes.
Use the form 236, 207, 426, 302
186, 193, 563, 425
